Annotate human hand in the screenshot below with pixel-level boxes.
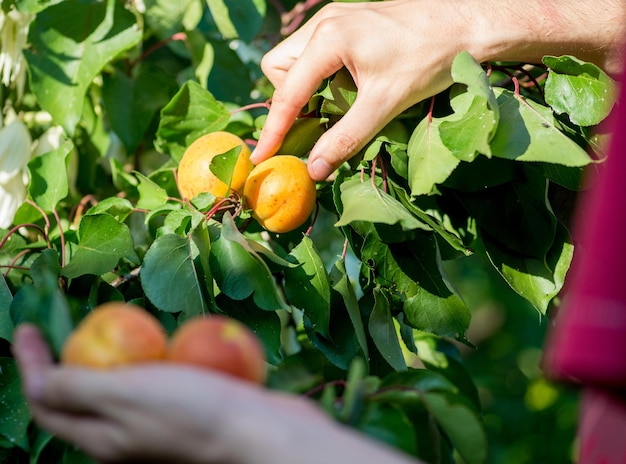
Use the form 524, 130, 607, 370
12, 324, 329, 464
13, 323, 419, 464
251, 0, 476, 181
251, 0, 625, 182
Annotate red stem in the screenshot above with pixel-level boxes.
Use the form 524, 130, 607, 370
0, 223, 48, 251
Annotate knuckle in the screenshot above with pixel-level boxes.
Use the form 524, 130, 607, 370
332, 132, 361, 157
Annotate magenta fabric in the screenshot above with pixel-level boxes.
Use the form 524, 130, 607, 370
542, 58, 626, 463
543, 78, 626, 387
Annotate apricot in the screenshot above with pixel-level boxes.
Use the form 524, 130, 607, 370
61, 302, 167, 369
167, 315, 266, 384
243, 155, 316, 233
177, 131, 254, 200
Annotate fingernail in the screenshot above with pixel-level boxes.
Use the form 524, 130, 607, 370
308, 157, 332, 181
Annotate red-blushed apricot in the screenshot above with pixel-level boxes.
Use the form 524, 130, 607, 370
243, 155, 316, 233
177, 131, 254, 200
60, 302, 168, 369
167, 315, 266, 384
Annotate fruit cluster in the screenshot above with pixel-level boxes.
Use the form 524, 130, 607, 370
61, 302, 266, 384
177, 131, 317, 233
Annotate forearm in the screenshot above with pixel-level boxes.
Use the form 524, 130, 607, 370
468, 0, 626, 75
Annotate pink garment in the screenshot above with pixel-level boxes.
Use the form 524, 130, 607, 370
543, 65, 626, 461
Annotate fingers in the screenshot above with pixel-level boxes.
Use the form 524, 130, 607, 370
306, 85, 405, 181
252, 35, 345, 164
12, 324, 54, 400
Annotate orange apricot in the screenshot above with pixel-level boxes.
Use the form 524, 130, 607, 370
243, 155, 316, 233
61, 302, 167, 369
177, 131, 254, 200
167, 315, 266, 384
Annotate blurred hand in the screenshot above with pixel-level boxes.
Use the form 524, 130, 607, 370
12, 324, 328, 464
251, 0, 474, 180
13, 324, 418, 464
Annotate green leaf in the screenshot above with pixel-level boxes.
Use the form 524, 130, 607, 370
356, 403, 418, 456
320, 68, 358, 116
361, 233, 470, 340
27, 141, 73, 212
414, 332, 480, 409
0, 358, 31, 451
61, 214, 139, 279
24, 0, 142, 135
543, 55, 617, 126
155, 81, 230, 161
490, 88, 593, 166
11, 250, 72, 357
407, 117, 460, 196
484, 223, 574, 314
215, 294, 283, 365
336, 178, 430, 231
143, 0, 197, 39
439, 52, 499, 160
210, 227, 284, 312
0, 276, 14, 342
392, 183, 471, 256
439, 95, 497, 161
206, 0, 266, 42
102, 63, 178, 153
276, 117, 327, 157
141, 233, 208, 314
368, 288, 406, 371
135, 171, 170, 210
86, 197, 134, 222
186, 29, 215, 88
459, 173, 557, 259
330, 259, 368, 358
423, 391, 487, 464
209, 145, 241, 191
284, 236, 331, 338
376, 369, 458, 400
220, 214, 295, 269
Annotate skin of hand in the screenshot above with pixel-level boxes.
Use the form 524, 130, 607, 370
250, 0, 626, 181
12, 324, 418, 464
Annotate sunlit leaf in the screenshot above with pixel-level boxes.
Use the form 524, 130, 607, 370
284, 236, 331, 337
491, 88, 593, 166
206, 0, 266, 42
27, 141, 73, 212
336, 178, 430, 231
24, 0, 142, 135
407, 117, 459, 196
141, 233, 208, 314
543, 55, 617, 126
155, 81, 230, 161
61, 214, 139, 279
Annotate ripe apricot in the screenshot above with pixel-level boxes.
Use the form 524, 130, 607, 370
167, 315, 266, 384
243, 155, 316, 233
61, 302, 167, 369
177, 131, 254, 200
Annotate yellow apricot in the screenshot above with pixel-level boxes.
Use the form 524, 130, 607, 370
243, 155, 316, 233
177, 131, 254, 200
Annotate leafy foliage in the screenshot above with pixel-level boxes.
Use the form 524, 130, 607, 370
0, 1, 616, 463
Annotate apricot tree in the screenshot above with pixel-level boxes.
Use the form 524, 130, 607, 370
0, 1, 616, 463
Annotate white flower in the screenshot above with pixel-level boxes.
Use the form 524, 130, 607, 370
0, 8, 34, 100
0, 173, 26, 229
0, 119, 32, 229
